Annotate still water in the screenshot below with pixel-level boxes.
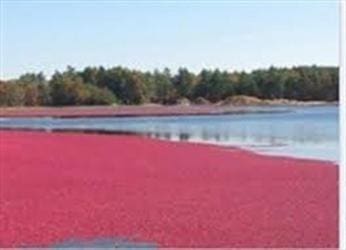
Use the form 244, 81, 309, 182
0, 106, 339, 162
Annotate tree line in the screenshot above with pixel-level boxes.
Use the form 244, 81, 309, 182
0, 65, 338, 106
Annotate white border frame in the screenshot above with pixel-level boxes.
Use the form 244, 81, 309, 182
0, 1, 344, 249
340, 0, 345, 249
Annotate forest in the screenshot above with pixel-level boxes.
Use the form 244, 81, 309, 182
0, 65, 339, 106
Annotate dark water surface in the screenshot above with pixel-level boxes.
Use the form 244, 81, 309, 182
0, 105, 338, 162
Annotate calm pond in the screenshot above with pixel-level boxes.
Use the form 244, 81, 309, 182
0, 105, 339, 162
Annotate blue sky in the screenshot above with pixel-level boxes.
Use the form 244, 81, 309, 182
0, 0, 340, 79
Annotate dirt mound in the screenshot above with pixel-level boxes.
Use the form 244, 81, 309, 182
176, 98, 191, 106
220, 95, 265, 106
193, 97, 210, 105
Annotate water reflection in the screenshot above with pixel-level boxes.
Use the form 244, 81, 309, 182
0, 106, 339, 161
179, 132, 190, 141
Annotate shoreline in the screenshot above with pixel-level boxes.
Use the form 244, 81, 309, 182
0, 127, 337, 164
0, 102, 337, 118
0, 130, 338, 248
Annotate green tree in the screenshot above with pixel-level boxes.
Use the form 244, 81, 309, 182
173, 68, 196, 99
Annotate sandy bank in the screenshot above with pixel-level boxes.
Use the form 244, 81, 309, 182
0, 101, 336, 118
